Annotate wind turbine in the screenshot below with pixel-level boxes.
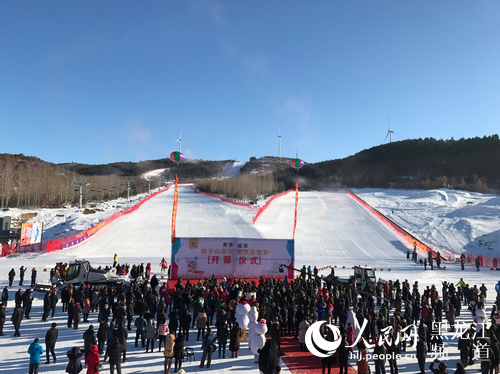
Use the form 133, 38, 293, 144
175, 132, 182, 152
384, 121, 395, 143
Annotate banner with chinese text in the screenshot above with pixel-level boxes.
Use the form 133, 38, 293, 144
20, 222, 43, 246
171, 237, 294, 280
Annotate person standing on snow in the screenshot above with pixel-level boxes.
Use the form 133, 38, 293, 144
113, 254, 118, 268
28, 338, 44, 374
11, 302, 24, 337
31, 268, 37, 289
8, 268, 15, 287
476, 256, 481, 271
0, 302, 6, 336
19, 266, 26, 286
460, 254, 466, 270
45, 322, 59, 364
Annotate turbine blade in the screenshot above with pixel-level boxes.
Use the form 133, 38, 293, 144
384, 133, 389, 142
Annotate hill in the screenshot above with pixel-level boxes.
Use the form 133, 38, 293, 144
1, 135, 499, 208
274, 135, 500, 191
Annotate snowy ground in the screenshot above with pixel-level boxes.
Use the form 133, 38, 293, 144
0, 187, 499, 373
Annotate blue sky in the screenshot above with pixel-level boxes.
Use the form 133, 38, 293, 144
1, 1, 499, 165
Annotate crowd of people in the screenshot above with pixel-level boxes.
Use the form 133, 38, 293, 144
1, 256, 500, 374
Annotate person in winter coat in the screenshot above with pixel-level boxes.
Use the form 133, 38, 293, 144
173, 332, 185, 373
229, 322, 242, 358
217, 319, 230, 358
50, 289, 58, 318
28, 338, 44, 374
42, 291, 51, 322
416, 337, 427, 374
447, 304, 456, 332
134, 314, 147, 347
258, 338, 281, 374
357, 342, 370, 374
179, 307, 192, 341
83, 325, 98, 357
31, 268, 37, 288
0, 302, 6, 336
1, 286, 8, 305
157, 320, 169, 352
84, 344, 100, 374
200, 327, 217, 368
429, 359, 448, 374
115, 323, 128, 362
97, 320, 108, 355
83, 297, 91, 322
373, 341, 388, 374
163, 332, 175, 374
66, 346, 84, 374
73, 302, 82, 330
22, 288, 33, 319
145, 318, 156, 353
19, 266, 26, 286
337, 331, 351, 374
197, 309, 208, 341
107, 337, 123, 374
8, 268, 15, 287
11, 303, 24, 337
45, 322, 58, 364
298, 317, 310, 351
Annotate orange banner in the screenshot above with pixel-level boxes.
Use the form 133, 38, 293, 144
293, 182, 299, 239
171, 175, 179, 242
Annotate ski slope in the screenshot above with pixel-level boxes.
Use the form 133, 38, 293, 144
215, 162, 246, 179
1, 187, 499, 374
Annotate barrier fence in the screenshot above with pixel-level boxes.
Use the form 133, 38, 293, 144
1, 187, 169, 258
253, 189, 294, 224
347, 190, 499, 270
347, 190, 456, 261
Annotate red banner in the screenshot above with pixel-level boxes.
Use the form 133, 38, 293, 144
293, 182, 299, 239
171, 175, 179, 242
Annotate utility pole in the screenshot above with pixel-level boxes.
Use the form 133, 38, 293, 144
126, 178, 132, 200
72, 182, 89, 209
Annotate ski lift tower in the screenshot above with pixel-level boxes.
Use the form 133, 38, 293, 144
72, 182, 89, 208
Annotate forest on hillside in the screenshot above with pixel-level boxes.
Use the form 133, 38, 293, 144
1, 135, 499, 208
275, 135, 500, 192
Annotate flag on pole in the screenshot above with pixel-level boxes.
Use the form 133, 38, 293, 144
293, 182, 299, 239
171, 175, 179, 242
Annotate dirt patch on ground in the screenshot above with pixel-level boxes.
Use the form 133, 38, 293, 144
19, 213, 37, 221
83, 209, 96, 215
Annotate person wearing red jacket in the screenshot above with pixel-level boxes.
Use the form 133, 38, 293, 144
85, 344, 101, 374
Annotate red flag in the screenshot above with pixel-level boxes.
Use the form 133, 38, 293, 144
293, 182, 299, 239
171, 175, 179, 242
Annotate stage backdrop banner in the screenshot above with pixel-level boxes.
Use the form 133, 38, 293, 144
171, 237, 294, 280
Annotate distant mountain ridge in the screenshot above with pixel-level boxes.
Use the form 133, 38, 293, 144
1, 135, 499, 208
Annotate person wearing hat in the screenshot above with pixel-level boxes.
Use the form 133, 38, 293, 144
73, 301, 82, 330
28, 338, 44, 374
45, 322, 59, 364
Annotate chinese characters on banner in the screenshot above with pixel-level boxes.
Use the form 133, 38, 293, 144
171, 237, 294, 280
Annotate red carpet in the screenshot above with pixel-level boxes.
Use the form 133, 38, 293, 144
279, 335, 357, 374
